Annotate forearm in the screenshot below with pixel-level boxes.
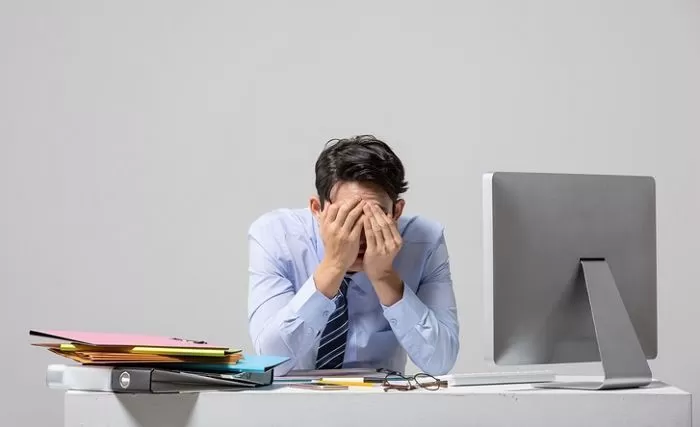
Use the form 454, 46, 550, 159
369, 269, 404, 306
252, 313, 298, 375
313, 259, 346, 298
406, 309, 460, 376
250, 273, 337, 374
382, 286, 459, 376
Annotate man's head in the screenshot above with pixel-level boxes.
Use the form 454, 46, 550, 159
309, 135, 408, 271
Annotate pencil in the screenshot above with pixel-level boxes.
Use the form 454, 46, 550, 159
317, 379, 375, 387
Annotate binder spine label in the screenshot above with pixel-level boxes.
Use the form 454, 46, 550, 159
110, 368, 153, 392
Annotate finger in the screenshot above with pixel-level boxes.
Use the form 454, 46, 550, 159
385, 213, 402, 246
325, 203, 339, 223
371, 204, 395, 247
367, 208, 386, 249
388, 219, 402, 246
349, 214, 364, 240
342, 200, 365, 232
335, 197, 361, 225
363, 217, 377, 250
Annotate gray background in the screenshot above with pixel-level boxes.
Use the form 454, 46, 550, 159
1, 1, 698, 426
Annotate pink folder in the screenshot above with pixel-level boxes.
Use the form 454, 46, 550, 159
29, 329, 228, 349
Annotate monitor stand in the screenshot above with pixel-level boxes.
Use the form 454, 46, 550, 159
536, 259, 653, 390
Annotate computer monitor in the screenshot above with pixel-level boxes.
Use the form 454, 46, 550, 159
482, 172, 657, 390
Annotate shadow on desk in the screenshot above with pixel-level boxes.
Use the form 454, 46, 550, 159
116, 393, 199, 427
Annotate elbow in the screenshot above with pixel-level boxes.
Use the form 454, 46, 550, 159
442, 327, 460, 374
430, 366, 453, 377
250, 325, 298, 376
441, 335, 460, 375
272, 359, 295, 376
419, 331, 460, 376
431, 347, 459, 376
436, 349, 460, 376
416, 358, 453, 377
250, 322, 266, 355
251, 327, 285, 358
252, 334, 265, 356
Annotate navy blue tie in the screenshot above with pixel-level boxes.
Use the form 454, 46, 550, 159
315, 276, 350, 369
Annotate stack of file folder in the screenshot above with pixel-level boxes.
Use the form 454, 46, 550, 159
30, 329, 288, 393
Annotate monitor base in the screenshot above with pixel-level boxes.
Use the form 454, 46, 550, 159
536, 378, 651, 390
537, 259, 652, 391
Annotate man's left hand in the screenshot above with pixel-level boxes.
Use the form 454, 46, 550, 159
362, 203, 404, 306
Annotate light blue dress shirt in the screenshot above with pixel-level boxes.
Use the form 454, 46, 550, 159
247, 208, 459, 376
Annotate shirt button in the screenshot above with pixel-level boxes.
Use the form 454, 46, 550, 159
390, 319, 398, 326
323, 310, 330, 317
307, 327, 314, 335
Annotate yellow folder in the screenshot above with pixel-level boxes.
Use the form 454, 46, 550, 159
58, 343, 240, 357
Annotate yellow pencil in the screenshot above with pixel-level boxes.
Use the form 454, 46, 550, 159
317, 379, 375, 387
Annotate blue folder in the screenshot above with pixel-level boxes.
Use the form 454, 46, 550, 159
171, 355, 289, 373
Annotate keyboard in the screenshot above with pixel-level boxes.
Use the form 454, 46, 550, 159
438, 370, 556, 387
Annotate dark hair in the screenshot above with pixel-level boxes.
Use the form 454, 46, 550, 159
315, 135, 408, 207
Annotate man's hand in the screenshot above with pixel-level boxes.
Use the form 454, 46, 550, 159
314, 197, 365, 298
362, 203, 404, 306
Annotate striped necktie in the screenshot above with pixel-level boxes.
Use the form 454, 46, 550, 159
315, 276, 350, 369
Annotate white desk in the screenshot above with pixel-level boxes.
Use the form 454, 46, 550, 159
64, 376, 692, 427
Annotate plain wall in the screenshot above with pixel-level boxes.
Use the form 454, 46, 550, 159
1, 1, 699, 425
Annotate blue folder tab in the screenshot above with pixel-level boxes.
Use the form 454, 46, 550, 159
173, 355, 289, 373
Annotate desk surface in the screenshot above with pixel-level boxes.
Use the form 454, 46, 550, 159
64, 376, 692, 427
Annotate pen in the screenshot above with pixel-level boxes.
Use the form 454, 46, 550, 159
317, 378, 376, 387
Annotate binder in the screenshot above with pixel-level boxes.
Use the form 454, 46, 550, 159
47, 364, 273, 393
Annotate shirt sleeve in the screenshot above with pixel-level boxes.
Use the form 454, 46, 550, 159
381, 232, 460, 375
247, 221, 336, 375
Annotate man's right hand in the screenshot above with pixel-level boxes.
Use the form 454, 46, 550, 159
314, 197, 365, 298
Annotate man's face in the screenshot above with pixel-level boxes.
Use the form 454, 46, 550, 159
312, 181, 404, 272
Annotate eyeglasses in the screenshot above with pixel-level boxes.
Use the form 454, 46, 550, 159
380, 370, 446, 392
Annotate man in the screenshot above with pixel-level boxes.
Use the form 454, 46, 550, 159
247, 135, 459, 376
